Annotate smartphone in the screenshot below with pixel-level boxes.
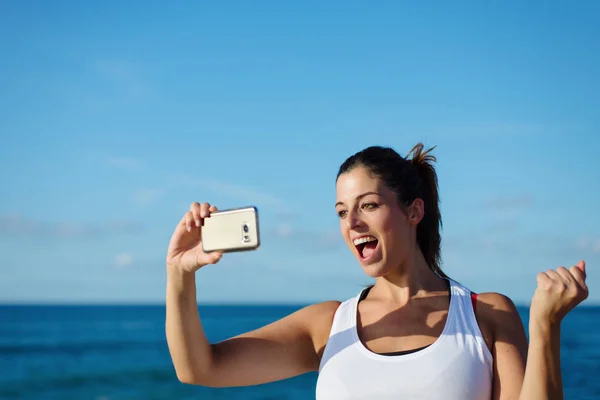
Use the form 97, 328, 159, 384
201, 206, 260, 253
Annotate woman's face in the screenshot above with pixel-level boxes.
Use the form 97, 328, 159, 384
335, 166, 421, 278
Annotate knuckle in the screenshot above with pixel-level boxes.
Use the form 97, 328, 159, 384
567, 285, 578, 298
557, 266, 568, 274
536, 272, 547, 286
569, 269, 580, 280
200, 203, 211, 214
554, 281, 566, 294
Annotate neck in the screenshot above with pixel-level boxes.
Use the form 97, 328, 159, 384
371, 249, 448, 305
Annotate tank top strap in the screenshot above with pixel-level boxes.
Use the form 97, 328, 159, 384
329, 295, 358, 335
319, 295, 360, 372
447, 279, 488, 344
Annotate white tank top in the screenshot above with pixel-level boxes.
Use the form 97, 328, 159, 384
315, 279, 493, 399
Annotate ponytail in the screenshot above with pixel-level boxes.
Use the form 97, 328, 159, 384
406, 143, 446, 278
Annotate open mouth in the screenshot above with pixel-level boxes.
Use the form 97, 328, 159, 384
353, 236, 379, 259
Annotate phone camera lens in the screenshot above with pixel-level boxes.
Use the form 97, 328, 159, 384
243, 224, 249, 233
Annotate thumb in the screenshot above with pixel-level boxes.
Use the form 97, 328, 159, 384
576, 260, 586, 276
207, 251, 223, 264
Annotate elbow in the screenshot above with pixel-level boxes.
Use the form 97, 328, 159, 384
171, 346, 220, 387
176, 370, 201, 385
175, 368, 222, 388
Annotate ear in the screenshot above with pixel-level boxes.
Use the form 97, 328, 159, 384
407, 198, 425, 225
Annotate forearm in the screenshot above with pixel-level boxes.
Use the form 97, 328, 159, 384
519, 319, 562, 400
165, 266, 213, 383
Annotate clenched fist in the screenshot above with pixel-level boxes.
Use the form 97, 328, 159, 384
529, 260, 589, 326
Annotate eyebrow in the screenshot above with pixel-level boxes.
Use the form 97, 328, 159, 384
335, 191, 380, 207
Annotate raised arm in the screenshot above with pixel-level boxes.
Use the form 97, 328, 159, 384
479, 261, 589, 400
518, 260, 588, 400
165, 202, 339, 387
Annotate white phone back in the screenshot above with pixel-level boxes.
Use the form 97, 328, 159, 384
202, 206, 260, 253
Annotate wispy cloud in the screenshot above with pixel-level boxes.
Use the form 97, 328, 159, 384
485, 194, 534, 211
577, 237, 600, 254
106, 156, 143, 170
101, 156, 167, 206
115, 252, 134, 268
0, 215, 144, 239
275, 223, 294, 238
444, 231, 599, 260
110, 173, 290, 210
175, 175, 288, 211
458, 122, 544, 138
131, 188, 167, 207
63, 60, 155, 112
269, 222, 342, 252
93, 60, 153, 99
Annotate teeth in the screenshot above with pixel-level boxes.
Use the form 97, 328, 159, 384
353, 236, 377, 246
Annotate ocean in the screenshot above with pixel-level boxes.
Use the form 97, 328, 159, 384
1, 304, 598, 400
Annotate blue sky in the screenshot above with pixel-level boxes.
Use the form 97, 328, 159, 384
1, 1, 599, 305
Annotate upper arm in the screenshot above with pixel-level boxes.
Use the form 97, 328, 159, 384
476, 292, 528, 400
199, 300, 340, 387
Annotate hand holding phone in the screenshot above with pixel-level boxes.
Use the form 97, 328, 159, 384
166, 202, 260, 274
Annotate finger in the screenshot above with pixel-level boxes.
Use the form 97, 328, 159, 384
546, 269, 561, 282
536, 271, 551, 287
575, 260, 586, 278
200, 202, 211, 219
184, 211, 194, 232
209, 205, 218, 213
569, 265, 587, 288
197, 250, 223, 266
190, 202, 202, 227
555, 266, 574, 284
207, 251, 223, 264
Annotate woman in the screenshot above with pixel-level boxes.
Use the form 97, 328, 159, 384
165, 143, 588, 399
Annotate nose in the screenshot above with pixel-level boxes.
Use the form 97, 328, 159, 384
346, 209, 364, 230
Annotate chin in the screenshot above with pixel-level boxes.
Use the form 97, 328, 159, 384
358, 259, 389, 278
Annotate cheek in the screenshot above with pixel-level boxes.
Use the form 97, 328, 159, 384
339, 220, 351, 242
379, 209, 402, 232
380, 212, 409, 244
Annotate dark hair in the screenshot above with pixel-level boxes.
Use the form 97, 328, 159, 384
336, 143, 447, 279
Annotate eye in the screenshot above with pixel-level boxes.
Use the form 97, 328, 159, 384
362, 202, 379, 210
337, 209, 347, 218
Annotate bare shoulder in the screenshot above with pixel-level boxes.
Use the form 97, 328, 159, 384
311, 300, 342, 318
475, 292, 523, 328
250, 299, 341, 344
477, 292, 520, 314
301, 299, 342, 315
474, 292, 526, 346
301, 300, 342, 353
289, 300, 341, 327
